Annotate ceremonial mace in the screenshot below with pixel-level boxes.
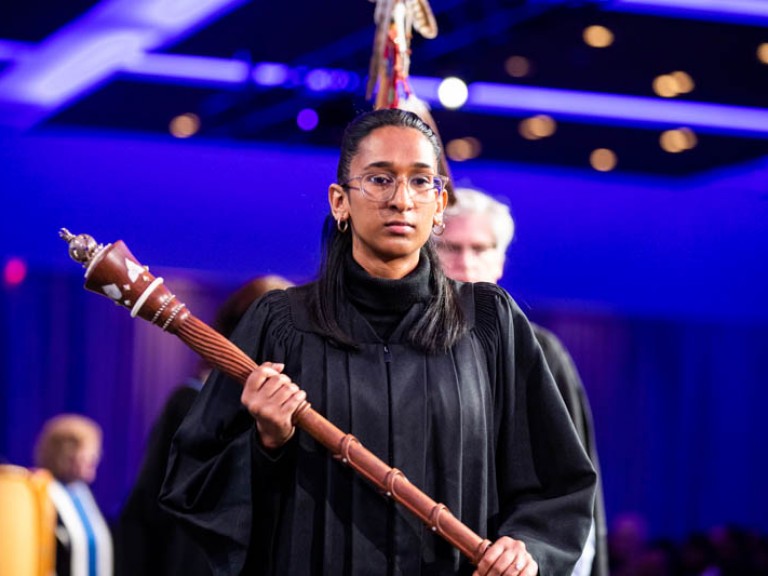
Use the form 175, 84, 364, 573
59, 228, 491, 564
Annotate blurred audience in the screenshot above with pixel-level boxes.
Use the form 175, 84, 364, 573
608, 513, 768, 576
35, 413, 113, 576
609, 511, 649, 575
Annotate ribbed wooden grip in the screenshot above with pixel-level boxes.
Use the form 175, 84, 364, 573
176, 316, 257, 383
67, 234, 492, 565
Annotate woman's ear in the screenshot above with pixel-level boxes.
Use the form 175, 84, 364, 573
328, 183, 348, 221
434, 189, 448, 216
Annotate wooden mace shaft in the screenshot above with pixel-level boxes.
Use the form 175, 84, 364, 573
62, 231, 491, 565
176, 316, 490, 563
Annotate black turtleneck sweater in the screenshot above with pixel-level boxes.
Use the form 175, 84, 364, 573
343, 251, 432, 341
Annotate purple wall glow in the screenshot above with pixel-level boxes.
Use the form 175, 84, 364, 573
2, 128, 768, 541
2, 128, 766, 320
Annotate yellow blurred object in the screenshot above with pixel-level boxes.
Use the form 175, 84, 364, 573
0, 464, 56, 576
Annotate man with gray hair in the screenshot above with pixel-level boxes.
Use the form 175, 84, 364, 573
435, 187, 608, 576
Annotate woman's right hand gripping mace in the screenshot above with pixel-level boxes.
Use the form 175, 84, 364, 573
59, 228, 492, 565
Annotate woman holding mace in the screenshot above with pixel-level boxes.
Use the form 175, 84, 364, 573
160, 108, 595, 575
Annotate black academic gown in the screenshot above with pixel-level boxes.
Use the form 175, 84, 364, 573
533, 325, 609, 576
160, 281, 595, 576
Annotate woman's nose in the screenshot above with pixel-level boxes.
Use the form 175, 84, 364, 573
388, 178, 416, 208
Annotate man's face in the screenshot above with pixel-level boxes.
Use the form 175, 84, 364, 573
435, 212, 505, 283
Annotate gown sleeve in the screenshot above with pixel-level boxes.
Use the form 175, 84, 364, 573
158, 290, 296, 576
473, 283, 597, 575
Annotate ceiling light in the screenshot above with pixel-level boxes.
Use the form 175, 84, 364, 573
169, 113, 200, 138
518, 120, 537, 140
583, 25, 614, 48
504, 56, 531, 78
460, 81, 768, 138
0, 0, 246, 129
123, 53, 250, 85
16, 31, 153, 105
653, 74, 679, 98
0, 40, 30, 62
296, 108, 319, 132
758, 43, 768, 64
252, 63, 290, 87
519, 115, 557, 140
652, 71, 694, 98
590, 148, 617, 172
660, 127, 698, 152
132, 0, 249, 30
529, 115, 557, 138
660, 129, 686, 153
437, 77, 468, 109
671, 71, 695, 93
608, 0, 768, 25
464, 137, 482, 158
446, 137, 482, 161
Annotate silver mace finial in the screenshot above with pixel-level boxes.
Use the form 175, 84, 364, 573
59, 228, 104, 267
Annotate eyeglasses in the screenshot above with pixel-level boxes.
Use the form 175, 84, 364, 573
341, 173, 448, 203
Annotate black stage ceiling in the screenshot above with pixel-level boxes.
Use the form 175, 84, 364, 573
2, 0, 767, 176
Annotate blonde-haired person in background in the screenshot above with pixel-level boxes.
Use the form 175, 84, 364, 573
435, 187, 608, 576
35, 414, 113, 576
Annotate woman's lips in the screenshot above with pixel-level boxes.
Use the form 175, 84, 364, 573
384, 221, 415, 234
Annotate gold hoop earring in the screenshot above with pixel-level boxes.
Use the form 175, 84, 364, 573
337, 218, 349, 233
432, 220, 445, 236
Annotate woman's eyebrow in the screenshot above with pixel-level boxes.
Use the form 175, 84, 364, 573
363, 160, 434, 170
